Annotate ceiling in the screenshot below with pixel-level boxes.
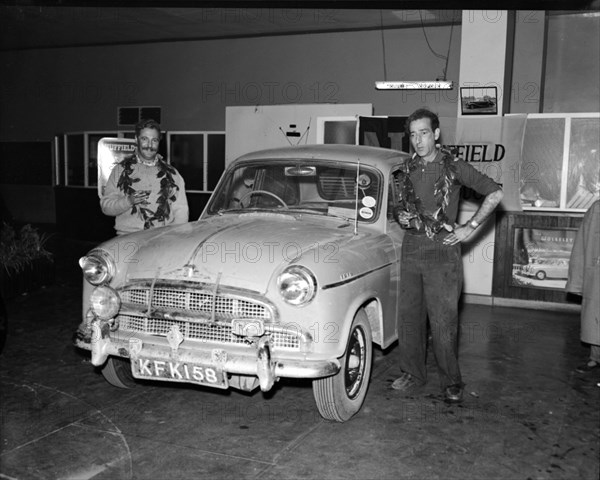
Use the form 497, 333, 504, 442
0, 2, 597, 51
0, 5, 461, 51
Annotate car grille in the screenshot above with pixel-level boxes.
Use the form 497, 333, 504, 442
116, 285, 300, 350
120, 287, 271, 320
116, 314, 299, 349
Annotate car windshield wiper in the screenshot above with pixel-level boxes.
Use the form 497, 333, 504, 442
286, 207, 327, 214
324, 212, 353, 226
216, 206, 352, 226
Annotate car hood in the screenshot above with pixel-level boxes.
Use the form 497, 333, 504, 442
103, 212, 389, 293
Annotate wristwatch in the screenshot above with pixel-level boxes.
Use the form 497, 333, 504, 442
468, 219, 480, 229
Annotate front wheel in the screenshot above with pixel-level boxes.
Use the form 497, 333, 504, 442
313, 309, 373, 422
535, 270, 547, 280
101, 357, 137, 388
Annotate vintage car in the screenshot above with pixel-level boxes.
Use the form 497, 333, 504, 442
465, 99, 495, 109
521, 257, 570, 280
74, 144, 409, 422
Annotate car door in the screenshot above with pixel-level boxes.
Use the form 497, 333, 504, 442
381, 166, 405, 347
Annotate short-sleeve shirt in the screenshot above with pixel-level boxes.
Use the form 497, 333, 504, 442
410, 150, 501, 225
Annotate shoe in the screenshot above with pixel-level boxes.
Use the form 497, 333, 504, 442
444, 384, 463, 403
575, 360, 600, 373
391, 372, 419, 391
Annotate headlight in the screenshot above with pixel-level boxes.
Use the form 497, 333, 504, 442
90, 286, 121, 320
79, 250, 115, 285
277, 266, 317, 306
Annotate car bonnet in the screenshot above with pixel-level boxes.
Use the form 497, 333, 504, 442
117, 214, 363, 293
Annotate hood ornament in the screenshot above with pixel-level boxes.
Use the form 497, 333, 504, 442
182, 264, 196, 278
167, 324, 184, 357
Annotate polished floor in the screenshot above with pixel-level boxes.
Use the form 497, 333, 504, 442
1, 239, 599, 480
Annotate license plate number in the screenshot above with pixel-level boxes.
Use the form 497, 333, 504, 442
131, 357, 228, 389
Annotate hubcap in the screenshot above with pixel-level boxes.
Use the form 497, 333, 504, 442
344, 326, 366, 398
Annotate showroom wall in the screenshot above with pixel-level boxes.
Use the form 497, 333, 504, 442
1, 11, 597, 232
0, 25, 462, 142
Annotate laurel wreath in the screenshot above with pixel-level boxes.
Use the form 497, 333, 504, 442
116, 154, 180, 230
394, 152, 458, 239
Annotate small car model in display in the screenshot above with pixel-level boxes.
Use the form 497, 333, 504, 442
74, 145, 409, 422
521, 257, 569, 280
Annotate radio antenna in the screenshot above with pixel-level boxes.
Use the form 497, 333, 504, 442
354, 158, 360, 235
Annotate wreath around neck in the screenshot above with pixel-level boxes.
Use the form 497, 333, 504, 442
394, 152, 458, 238
116, 154, 180, 230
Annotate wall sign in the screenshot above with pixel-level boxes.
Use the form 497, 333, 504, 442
97, 137, 136, 197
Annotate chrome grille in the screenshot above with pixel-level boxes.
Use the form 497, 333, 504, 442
118, 314, 247, 345
116, 284, 299, 350
117, 314, 299, 350
120, 287, 271, 320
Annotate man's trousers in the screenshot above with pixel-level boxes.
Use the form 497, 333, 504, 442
397, 233, 463, 388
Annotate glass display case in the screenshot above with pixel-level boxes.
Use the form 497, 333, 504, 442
55, 131, 225, 193
520, 113, 599, 212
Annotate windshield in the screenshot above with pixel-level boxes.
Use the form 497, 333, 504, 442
205, 160, 382, 223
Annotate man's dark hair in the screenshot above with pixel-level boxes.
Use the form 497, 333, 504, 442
135, 119, 162, 141
405, 108, 440, 133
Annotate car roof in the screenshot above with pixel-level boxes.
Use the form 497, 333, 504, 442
234, 144, 410, 170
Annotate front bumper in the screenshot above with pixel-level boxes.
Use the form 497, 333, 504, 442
74, 319, 340, 392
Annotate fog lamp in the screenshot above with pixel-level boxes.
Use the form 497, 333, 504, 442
90, 285, 121, 320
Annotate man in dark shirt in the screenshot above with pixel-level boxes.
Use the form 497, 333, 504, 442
392, 108, 503, 403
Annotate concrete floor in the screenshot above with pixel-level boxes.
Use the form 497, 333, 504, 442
1, 240, 599, 480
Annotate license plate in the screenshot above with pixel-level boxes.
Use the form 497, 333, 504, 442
131, 357, 228, 389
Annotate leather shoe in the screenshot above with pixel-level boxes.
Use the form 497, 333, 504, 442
391, 372, 420, 391
575, 360, 600, 373
444, 384, 463, 403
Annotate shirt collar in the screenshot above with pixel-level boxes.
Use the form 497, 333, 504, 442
136, 152, 158, 166
416, 148, 444, 166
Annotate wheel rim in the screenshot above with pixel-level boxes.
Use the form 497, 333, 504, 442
344, 326, 366, 399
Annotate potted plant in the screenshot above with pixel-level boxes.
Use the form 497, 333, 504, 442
0, 222, 55, 299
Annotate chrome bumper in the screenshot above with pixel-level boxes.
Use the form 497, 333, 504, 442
74, 320, 340, 392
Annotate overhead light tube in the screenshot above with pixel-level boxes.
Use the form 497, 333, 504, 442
375, 81, 453, 90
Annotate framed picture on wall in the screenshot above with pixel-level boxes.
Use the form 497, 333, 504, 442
492, 212, 583, 303
460, 87, 498, 115
511, 226, 578, 291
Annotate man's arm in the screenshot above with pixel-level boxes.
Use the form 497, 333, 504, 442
100, 165, 132, 217
444, 189, 504, 245
468, 189, 504, 226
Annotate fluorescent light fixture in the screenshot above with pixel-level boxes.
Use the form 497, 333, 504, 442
375, 81, 453, 90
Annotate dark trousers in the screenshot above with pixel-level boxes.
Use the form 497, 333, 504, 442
397, 233, 463, 388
